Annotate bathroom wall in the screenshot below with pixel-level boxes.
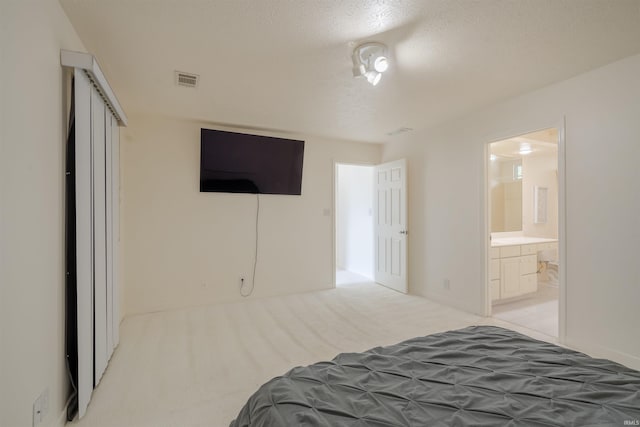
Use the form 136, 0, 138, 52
522, 153, 558, 238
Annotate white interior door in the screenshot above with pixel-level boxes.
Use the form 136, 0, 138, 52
374, 159, 408, 293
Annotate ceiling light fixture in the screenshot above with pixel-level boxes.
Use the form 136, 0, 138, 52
519, 145, 533, 155
352, 42, 389, 86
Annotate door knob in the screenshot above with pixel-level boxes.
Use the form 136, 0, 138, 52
399, 230, 408, 235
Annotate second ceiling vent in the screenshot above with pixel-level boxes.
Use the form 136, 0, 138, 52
175, 71, 199, 88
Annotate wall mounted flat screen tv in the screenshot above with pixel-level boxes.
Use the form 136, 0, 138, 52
200, 129, 305, 195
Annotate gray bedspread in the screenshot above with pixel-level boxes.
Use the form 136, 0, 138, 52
230, 326, 640, 426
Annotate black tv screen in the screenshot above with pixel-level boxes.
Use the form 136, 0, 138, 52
200, 129, 305, 195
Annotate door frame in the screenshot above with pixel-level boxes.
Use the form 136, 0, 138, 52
332, 160, 376, 287
482, 119, 567, 343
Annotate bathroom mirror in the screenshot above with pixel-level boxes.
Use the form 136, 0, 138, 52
490, 158, 523, 232
489, 128, 558, 234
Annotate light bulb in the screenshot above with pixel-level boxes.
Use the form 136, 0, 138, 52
374, 56, 389, 73
366, 71, 382, 86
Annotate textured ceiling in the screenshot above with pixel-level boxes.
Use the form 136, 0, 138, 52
59, 0, 640, 143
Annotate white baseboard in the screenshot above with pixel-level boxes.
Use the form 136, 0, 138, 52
564, 337, 640, 371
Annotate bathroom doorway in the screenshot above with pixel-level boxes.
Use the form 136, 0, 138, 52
335, 163, 375, 286
486, 127, 564, 338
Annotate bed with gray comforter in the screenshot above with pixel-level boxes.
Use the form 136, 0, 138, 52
230, 326, 640, 426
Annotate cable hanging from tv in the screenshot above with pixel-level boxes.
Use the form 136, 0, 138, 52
240, 193, 259, 297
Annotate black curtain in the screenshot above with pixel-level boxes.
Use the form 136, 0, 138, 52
65, 77, 79, 421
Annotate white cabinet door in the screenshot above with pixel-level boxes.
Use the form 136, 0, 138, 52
520, 273, 538, 294
521, 254, 537, 275
491, 280, 501, 301
490, 259, 500, 280
500, 257, 521, 299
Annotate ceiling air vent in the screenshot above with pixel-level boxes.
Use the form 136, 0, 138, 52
175, 71, 199, 88
386, 127, 413, 136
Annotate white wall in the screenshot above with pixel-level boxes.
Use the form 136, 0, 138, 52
382, 53, 640, 369
522, 153, 558, 238
336, 164, 374, 278
122, 115, 381, 315
0, 1, 86, 426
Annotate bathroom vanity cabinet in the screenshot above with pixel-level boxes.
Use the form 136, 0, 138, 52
490, 239, 557, 302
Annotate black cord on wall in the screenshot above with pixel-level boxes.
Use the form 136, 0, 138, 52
240, 193, 259, 297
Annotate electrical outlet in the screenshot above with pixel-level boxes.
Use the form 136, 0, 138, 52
443, 278, 450, 290
32, 399, 41, 426
32, 388, 49, 426
41, 389, 49, 418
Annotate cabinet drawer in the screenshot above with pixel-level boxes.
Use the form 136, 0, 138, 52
520, 244, 537, 255
500, 245, 520, 258
490, 259, 500, 280
520, 273, 537, 294
491, 279, 500, 301
521, 254, 537, 275
537, 242, 557, 251
490, 247, 500, 259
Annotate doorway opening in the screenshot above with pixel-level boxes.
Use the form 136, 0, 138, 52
487, 127, 563, 338
335, 163, 375, 286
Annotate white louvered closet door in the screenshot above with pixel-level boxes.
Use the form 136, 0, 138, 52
92, 84, 108, 385
74, 68, 94, 420
74, 68, 120, 418
111, 115, 120, 348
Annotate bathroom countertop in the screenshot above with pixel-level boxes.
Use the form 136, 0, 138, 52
491, 236, 558, 247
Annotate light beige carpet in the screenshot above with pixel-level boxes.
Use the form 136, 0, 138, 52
71, 281, 555, 427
